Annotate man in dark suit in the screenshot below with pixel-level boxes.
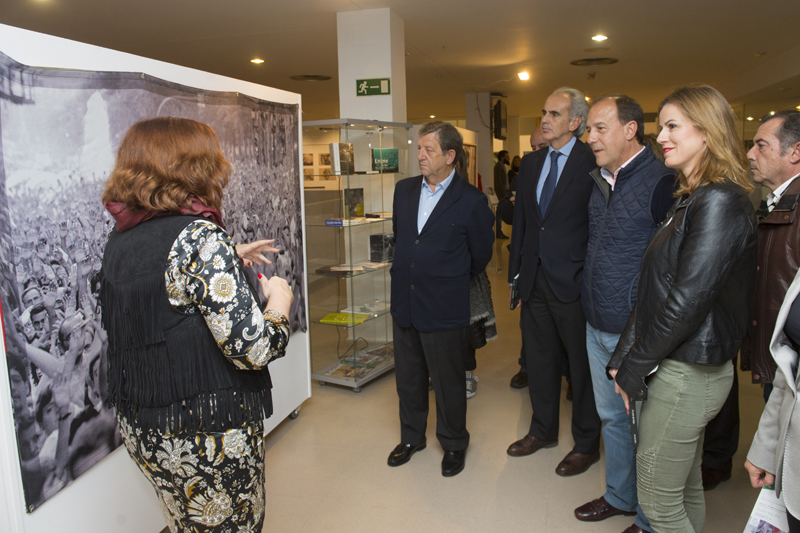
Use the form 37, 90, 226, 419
388, 121, 495, 477
506, 87, 602, 476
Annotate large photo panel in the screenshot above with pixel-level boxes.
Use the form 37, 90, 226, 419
0, 47, 306, 512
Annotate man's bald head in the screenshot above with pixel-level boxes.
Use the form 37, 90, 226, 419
530, 128, 547, 152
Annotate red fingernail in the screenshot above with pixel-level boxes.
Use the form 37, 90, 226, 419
258, 273, 263, 279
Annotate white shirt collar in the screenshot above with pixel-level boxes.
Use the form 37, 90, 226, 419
599, 146, 645, 190
768, 172, 800, 211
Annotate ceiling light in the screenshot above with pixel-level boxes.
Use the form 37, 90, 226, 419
250, 58, 264, 64
430, 115, 435, 118
518, 72, 530, 81
592, 35, 608, 42
770, 111, 776, 115
796, 106, 800, 110
746, 117, 754, 121
585, 96, 590, 101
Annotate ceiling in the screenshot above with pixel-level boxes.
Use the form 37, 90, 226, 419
2, 0, 800, 123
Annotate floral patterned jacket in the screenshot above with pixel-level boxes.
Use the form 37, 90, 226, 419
165, 220, 289, 370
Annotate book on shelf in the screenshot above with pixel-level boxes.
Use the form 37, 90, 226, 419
340, 300, 390, 315
319, 312, 371, 325
340, 353, 387, 368
315, 264, 365, 275
364, 343, 394, 357
365, 212, 392, 219
324, 362, 372, 379
325, 218, 366, 226
351, 261, 391, 270
370, 233, 395, 262
344, 187, 365, 217
371, 148, 400, 172
329, 142, 355, 174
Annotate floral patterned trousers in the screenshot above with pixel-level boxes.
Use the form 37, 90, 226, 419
118, 416, 265, 533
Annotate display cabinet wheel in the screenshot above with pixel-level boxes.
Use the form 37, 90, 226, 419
289, 407, 301, 419
319, 380, 327, 386
352, 386, 362, 393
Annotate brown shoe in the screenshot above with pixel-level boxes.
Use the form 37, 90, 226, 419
555, 450, 600, 476
701, 464, 731, 491
621, 525, 646, 533
506, 434, 557, 457
574, 496, 637, 522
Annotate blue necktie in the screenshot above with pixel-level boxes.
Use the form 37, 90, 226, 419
539, 150, 560, 215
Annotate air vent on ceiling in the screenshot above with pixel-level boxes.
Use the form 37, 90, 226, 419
570, 58, 618, 66
290, 75, 332, 81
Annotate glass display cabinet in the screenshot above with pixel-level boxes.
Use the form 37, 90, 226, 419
302, 119, 411, 391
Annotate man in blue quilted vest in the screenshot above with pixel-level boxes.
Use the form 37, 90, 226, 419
573, 95, 676, 533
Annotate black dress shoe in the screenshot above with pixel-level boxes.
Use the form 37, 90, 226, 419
441, 450, 465, 477
507, 434, 558, 457
387, 443, 426, 467
555, 450, 600, 476
574, 496, 637, 521
510, 370, 528, 389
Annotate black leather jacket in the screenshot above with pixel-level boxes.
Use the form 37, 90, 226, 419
608, 182, 758, 400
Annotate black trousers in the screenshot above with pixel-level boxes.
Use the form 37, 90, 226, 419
520, 268, 601, 454
393, 321, 470, 451
702, 355, 739, 470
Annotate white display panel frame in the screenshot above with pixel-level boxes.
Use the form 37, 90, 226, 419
0, 23, 311, 533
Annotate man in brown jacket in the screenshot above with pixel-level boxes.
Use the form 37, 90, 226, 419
742, 110, 800, 393
703, 110, 800, 490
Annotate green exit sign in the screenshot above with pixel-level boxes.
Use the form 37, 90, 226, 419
356, 78, 391, 96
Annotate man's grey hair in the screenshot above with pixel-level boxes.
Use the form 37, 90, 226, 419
551, 87, 589, 137
761, 110, 800, 155
418, 121, 463, 155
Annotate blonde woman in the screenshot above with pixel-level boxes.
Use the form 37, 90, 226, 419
608, 85, 758, 532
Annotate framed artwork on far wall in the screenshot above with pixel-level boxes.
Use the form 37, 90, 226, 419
464, 144, 478, 187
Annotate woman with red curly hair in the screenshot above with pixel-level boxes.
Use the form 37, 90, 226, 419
100, 117, 293, 533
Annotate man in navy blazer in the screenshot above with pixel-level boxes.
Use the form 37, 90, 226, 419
507, 87, 602, 477
388, 121, 494, 477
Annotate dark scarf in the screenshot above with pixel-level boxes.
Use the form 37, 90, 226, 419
104, 199, 224, 232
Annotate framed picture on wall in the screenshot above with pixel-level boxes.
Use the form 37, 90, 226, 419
303, 153, 313, 166
319, 153, 331, 166
464, 144, 478, 187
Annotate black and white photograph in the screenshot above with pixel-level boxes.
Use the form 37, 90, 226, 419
0, 49, 306, 512
303, 153, 313, 166
319, 152, 331, 166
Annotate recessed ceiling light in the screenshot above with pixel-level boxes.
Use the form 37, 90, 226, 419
770, 111, 776, 115
746, 116, 754, 121
592, 35, 608, 42
585, 96, 591, 101
430, 115, 436, 118
251, 58, 264, 64
518, 72, 530, 81
796, 106, 800, 110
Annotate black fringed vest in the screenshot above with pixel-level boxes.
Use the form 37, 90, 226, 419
100, 215, 273, 435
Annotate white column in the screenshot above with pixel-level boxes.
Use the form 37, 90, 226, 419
337, 8, 406, 122
465, 92, 493, 189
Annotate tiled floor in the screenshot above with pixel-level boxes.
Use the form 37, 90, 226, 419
261, 242, 764, 532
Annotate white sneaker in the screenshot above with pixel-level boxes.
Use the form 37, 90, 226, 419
466, 374, 478, 399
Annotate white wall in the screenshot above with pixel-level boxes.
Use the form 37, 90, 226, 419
0, 23, 310, 533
